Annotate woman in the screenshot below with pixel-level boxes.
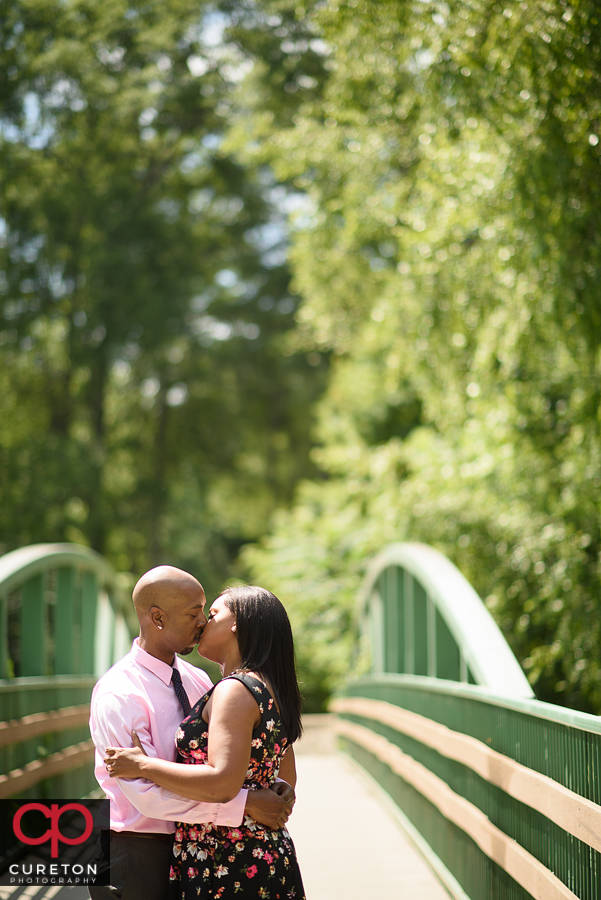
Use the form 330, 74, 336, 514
105, 585, 305, 900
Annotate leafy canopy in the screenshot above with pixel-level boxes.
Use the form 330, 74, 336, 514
239, 0, 601, 712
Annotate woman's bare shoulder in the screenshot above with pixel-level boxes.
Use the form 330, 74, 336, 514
212, 675, 259, 705
208, 676, 261, 729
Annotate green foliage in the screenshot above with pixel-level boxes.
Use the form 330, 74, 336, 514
0, 0, 327, 598
240, 0, 601, 711
2, 0, 600, 713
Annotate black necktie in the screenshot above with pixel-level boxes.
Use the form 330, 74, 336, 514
171, 667, 192, 717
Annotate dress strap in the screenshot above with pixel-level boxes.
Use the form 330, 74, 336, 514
225, 672, 269, 696
225, 673, 287, 744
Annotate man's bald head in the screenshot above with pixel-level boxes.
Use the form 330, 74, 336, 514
133, 566, 203, 614
133, 566, 208, 663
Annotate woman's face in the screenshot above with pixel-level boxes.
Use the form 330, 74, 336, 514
196, 595, 237, 663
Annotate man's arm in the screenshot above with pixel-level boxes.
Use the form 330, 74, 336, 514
107, 681, 258, 802
107, 684, 295, 829
91, 691, 246, 826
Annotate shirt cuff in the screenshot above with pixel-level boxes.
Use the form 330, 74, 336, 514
213, 789, 248, 827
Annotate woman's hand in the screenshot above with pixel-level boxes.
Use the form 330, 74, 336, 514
100, 681, 257, 802
104, 731, 148, 779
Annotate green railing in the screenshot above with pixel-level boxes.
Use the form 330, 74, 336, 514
335, 543, 601, 900
0, 543, 136, 798
357, 542, 533, 697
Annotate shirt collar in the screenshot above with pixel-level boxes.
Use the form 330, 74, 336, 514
131, 637, 179, 687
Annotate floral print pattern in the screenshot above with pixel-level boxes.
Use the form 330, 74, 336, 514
169, 673, 305, 900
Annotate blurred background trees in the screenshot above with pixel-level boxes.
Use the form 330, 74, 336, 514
2, 0, 600, 711
235, 0, 601, 711
0, 0, 328, 594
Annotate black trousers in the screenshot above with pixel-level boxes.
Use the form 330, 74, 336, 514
88, 831, 174, 900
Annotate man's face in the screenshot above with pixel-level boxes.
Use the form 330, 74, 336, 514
160, 585, 208, 656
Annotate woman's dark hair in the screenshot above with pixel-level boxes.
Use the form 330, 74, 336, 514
220, 585, 302, 744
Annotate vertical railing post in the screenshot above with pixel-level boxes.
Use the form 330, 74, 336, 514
81, 570, 98, 675
55, 567, 75, 675
384, 569, 398, 673
395, 566, 405, 673
94, 591, 115, 677
370, 588, 384, 675
413, 578, 428, 676
427, 594, 437, 678
21, 574, 45, 676
0, 594, 8, 679
403, 568, 414, 675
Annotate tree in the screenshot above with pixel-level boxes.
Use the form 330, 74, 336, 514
240, 0, 601, 711
0, 0, 327, 597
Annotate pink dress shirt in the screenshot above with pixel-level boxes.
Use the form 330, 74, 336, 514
90, 638, 247, 833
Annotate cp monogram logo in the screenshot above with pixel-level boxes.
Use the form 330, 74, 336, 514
13, 803, 94, 858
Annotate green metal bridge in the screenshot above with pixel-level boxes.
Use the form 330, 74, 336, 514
0, 544, 136, 800
334, 543, 601, 900
0, 541, 600, 900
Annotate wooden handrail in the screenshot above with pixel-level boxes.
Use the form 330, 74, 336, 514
333, 696, 601, 854
0, 704, 90, 747
338, 720, 577, 900
0, 739, 95, 798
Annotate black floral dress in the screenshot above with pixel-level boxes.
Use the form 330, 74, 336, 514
169, 673, 305, 900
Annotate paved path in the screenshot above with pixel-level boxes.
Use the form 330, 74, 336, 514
0, 717, 449, 900
0, 887, 88, 899
287, 716, 450, 900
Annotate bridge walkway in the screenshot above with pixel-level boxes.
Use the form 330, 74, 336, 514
288, 715, 451, 900
0, 715, 450, 900
5, 542, 600, 898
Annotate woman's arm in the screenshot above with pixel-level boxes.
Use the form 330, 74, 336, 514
278, 746, 297, 790
106, 679, 258, 803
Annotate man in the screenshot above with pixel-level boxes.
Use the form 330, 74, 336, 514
89, 566, 294, 900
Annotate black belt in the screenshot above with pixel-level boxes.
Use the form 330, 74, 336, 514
109, 829, 172, 842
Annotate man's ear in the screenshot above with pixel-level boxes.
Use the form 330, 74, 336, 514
150, 606, 164, 631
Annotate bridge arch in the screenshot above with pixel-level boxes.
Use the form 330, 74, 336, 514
0, 543, 136, 680
358, 542, 533, 697
337, 542, 601, 900
0, 543, 136, 799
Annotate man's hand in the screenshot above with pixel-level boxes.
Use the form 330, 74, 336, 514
271, 781, 295, 806
244, 783, 295, 830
